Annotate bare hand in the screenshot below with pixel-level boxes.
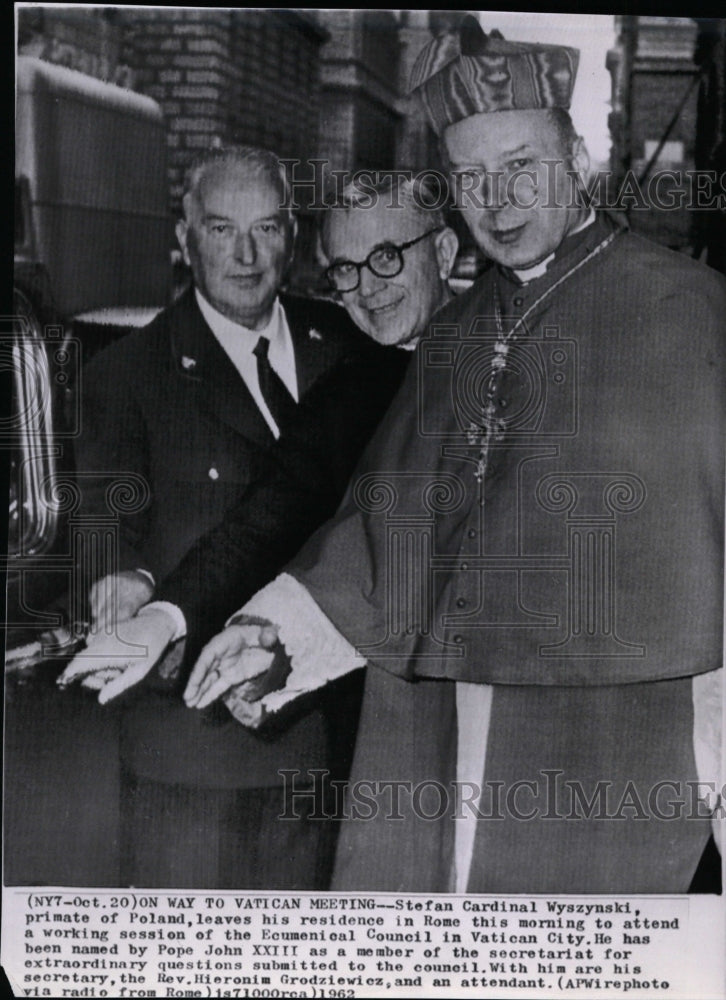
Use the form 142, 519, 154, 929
56, 608, 176, 704
89, 571, 154, 633
184, 622, 278, 710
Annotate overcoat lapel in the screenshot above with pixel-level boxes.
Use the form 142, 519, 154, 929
168, 289, 275, 449
282, 293, 345, 398
167, 290, 349, 443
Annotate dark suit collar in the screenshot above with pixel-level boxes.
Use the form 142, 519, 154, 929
168, 287, 229, 378
280, 291, 352, 397
166, 287, 351, 443
280, 292, 328, 397
170, 288, 332, 385
168, 287, 275, 447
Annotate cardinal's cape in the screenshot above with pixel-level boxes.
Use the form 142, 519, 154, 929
289, 215, 725, 689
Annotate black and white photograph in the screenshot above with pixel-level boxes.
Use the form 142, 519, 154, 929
4, 5, 726, 998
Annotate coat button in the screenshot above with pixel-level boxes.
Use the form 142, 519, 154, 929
456, 597, 467, 608
467, 528, 477, 538
513, 296, 523, 307
454, 634, 464, 644
208, 467, 219, 480
461, 562, 469, 571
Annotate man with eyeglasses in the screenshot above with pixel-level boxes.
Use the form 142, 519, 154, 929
324, 210, 455, 350
60, 172, 458, 888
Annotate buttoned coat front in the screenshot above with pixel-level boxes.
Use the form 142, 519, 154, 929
77, 286, 375, 584
75, 285, 407, 789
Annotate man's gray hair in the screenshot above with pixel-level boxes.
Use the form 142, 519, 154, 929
321, 173, 446, 255
181, 145, 293, 220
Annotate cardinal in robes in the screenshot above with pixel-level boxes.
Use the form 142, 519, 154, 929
185, 16, 725, 894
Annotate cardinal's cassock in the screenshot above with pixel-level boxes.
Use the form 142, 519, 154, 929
233, 209, 725, 894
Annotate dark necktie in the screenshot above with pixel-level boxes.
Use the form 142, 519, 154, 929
252, 335, 296, 431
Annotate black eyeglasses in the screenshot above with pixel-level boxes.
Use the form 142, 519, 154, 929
325, 228, 442, 293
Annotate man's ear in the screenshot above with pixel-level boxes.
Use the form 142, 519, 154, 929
175, 217, 192, 268
570, 136, 590, 180
287, 216, 298, 263
568, 137, 592, 209
434, 226, 460, 280
313, 228, 328, 270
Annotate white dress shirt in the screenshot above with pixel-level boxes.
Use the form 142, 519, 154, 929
141, 290, 299, 632
194, 288, 299, 438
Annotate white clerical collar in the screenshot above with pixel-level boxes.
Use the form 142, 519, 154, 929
512, 208, 597, 284
194, 288, 284, 346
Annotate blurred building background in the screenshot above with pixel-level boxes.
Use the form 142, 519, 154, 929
16, 7, 437, 291
16, 7, 726, 277
607, 15, 726, 265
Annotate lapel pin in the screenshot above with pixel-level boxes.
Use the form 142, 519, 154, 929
181, 355, 197, 370
308, 328, 323, 341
